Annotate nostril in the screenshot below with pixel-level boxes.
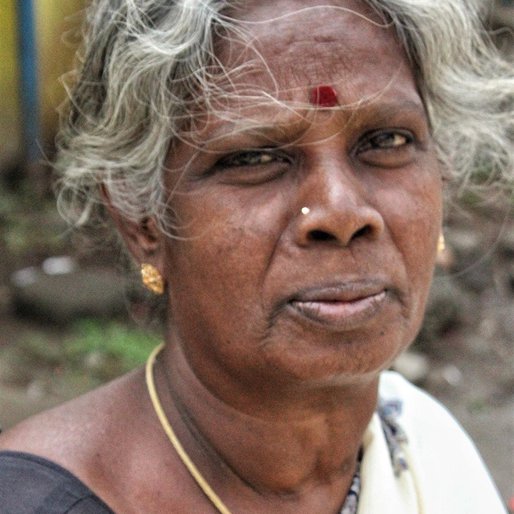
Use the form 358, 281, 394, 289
308, 229, 337, 242
306, 225, 373, 244
352, 226, 372, 240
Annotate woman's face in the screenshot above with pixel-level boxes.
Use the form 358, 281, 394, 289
161, 0, 442, 392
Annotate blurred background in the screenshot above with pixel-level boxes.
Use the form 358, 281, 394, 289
0, 0, 513, 508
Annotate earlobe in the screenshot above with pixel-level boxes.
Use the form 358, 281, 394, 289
110, 212, 164, 265
100, 184, 165, 272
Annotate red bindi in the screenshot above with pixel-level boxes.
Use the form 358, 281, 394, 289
309, 85, 339, 107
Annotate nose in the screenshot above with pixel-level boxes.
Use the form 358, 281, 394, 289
293, 163, 384, 248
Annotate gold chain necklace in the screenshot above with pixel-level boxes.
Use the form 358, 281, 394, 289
145, 344, 232, 514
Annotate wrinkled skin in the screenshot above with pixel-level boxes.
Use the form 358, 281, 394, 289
159, 0, 442, 411
105, 0, 444, 509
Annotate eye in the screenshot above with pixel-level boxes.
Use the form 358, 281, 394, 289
355, 129, 416, 168
211, 148, 292, 185
217, 149, 288, 167
358, 130, 413, 152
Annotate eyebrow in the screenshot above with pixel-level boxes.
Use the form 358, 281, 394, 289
197, 117, 310, 149
357, 99, 427, 122
196, 99, 428, 148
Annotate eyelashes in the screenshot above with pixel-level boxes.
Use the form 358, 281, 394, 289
215, 149, 291, 168
354, 129, 417, 168
356, 130, 414, 153
205, 129, 419, 185
210, 148, 292, 185
216, 130, 415, 165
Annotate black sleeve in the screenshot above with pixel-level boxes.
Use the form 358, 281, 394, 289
0, 451, 114, 514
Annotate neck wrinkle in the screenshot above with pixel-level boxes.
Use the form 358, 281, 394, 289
157, 341, 378, 505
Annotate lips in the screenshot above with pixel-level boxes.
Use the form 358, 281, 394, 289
285, 281, 389, 331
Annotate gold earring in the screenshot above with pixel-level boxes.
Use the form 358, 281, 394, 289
436, 232, 453, 269
437, 232, 446, 255
141, 263, 164, 295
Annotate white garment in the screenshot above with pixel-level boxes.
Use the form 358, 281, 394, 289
358, 371, 506, 514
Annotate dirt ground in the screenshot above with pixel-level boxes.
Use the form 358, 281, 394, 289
0, 207, 513, 508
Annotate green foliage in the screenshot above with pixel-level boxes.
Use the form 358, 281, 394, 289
4, 319, 161, 390
65, 319, 160, 377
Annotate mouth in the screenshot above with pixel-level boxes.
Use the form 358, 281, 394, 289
286, 282, 389, 331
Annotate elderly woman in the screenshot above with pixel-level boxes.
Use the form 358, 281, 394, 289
0, 0, 511, 512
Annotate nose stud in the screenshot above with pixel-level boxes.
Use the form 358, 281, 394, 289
301, 207, 310, 215
437, 233, 446, 254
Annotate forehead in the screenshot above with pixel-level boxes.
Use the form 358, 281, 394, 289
181, 0, 424, 146
212, 0, 416, 105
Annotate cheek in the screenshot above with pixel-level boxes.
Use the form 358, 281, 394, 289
164, 200, 275, 315
384, 175, 442, 323
378, 163, 442, 257
399, 203, 439, 269
168, 185, 286, 268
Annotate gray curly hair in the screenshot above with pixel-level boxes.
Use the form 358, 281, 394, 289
55, 0, 513, 231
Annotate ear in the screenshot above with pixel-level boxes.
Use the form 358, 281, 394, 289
101, 185, 165, 276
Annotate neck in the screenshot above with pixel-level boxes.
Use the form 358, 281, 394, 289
154, 341, 378, 511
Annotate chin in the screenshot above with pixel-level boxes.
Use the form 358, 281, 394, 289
260, 328, 409, 386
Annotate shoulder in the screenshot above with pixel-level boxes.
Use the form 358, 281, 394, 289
0, 451, 113, 513
0, 369, 145, 455
0, 368, 190, 513
378, 371, 506, 514
0, 370, 149, 508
